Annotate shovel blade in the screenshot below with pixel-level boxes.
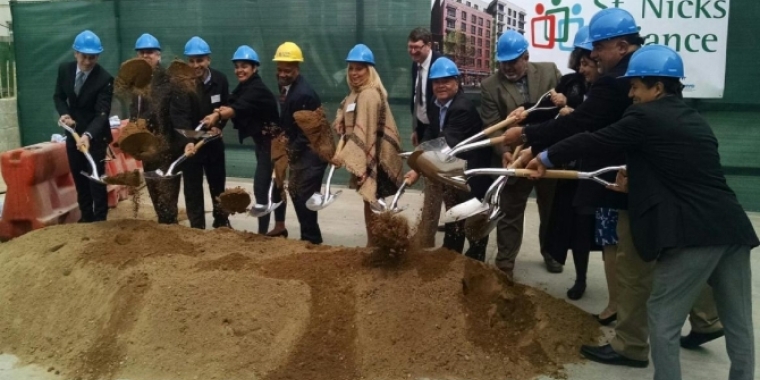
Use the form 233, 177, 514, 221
80, 171, 107, 186
249, 201, 283, 218
175, 128, 212, 139
441, 198, 490, 223
306, 190, 342, 211
305, 192, 325, 210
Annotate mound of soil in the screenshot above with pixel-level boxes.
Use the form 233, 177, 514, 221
0, 220, 600, 380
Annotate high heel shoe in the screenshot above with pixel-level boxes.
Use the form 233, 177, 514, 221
566, 280, 586, 300
266, 229, 288, 238
592, 312, 618, 326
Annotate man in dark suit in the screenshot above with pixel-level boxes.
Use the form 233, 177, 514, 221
480, 30, 562, 276
183, 36, 231, 229
54, 30, 114, 223
528, 45, 758, 380
407, 27, 444, 248
407, 57, 492, 260
273, 41, 327, 244
507, 8, 723, 367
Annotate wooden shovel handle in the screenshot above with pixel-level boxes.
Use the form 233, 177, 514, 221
481, 111, 529, 136
488, 135, 506, 146
511, 169, 580, 180
335, 134, 347, 153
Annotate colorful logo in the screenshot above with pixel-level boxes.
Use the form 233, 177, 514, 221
531, 0, 584, 52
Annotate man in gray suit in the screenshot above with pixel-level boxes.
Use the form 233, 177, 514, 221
479, 30, 562, 278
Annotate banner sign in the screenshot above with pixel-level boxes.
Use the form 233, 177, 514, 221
507, 0, 730, 98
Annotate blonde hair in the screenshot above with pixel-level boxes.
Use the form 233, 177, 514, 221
346, 64, 388, 99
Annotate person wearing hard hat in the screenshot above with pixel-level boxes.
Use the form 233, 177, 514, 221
332, 44, 404, 247
407, 27, 444, 248
181, 36, 231, 230
272, 41, 326, 244
130, 33, 161, 120
53, 30, 114, 223
479, 30, 562, 277
404, 57, 492, 261
506, 8, 723, 367
526, 44, 758, 380
201, 45, 285, 236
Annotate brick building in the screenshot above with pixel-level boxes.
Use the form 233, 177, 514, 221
434, 0, 494, 86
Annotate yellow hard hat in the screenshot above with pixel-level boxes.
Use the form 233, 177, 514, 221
273, 42, 304, 62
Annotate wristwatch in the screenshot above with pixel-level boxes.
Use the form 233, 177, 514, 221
520, 132, 528, 144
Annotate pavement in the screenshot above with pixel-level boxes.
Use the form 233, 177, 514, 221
0, 177, 758, 380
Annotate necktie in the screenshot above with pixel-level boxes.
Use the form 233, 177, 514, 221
279, 86, 288, 105
74, 71, 85, 96
415, 64, 423, 106
439, 105, 447, 132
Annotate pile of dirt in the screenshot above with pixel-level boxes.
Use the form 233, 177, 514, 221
0, 220, 601, 380
218, 187, 251, 214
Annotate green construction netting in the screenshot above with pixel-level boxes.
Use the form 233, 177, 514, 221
9, 0, 760, 210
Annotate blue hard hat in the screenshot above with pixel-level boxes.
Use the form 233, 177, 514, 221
232, 45, 260, 64
184, 36, 211, 56
496, 30, 528, 62
72, 30, 103, 54
429, 57, 460, 79
345, 44, 375, 65
586, 8, 640, 44
621, 44, 684, 79
135, 33, 161, 51
573, 26, 593, 51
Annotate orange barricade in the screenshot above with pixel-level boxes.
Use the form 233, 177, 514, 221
0, 142, 80, 241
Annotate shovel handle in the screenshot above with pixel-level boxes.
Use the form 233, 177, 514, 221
336, 134, 347, 153
481, 111, 529, 136
511, 169, 580, 180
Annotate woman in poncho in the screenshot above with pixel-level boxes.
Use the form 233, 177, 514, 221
333, 44, 404, 246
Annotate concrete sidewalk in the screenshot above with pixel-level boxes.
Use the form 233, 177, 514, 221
0, 178, 758, 379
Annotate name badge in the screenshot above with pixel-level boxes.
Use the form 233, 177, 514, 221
211, 94, 221, 103
346, 103, 356, 112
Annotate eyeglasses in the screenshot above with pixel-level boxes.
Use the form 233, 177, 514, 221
407, 43, 429, 53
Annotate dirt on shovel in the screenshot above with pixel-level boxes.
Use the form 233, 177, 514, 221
218, 187, 252, 214
166, 60, 198, 94
114, 58, 153, 97
104, 169, 143, 187
367, 212, 411, 266
118, 119, 161, 161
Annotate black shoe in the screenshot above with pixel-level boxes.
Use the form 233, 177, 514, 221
680, 329, 725, 349
544, 257, 564, 273
436, 224, 446, 232
266, 229, 288, 238
212, 219, 231, 229
567, 280, 586, 300
580, 344, 649, 368
592, 312, 618, 326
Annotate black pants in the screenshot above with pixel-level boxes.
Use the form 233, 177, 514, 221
144, 147, 182, 224
287, 148, 327, 244
442, 186, 489, 261
253, 140, 285, 235
183, 139, 227, 229
66, 137, 108, 222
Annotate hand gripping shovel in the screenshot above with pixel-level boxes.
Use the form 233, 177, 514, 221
175, 122, 215, 140
306, 135, 346, 211
370, 178, 412, 214
143, 133, 221, 181
58, 121, 107, 185
465, 179, 509, 241
399, 91, 555, 158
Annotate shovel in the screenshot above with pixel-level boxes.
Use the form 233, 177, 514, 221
58, 121, 107, 185
175, 122, 214, 139
249, 171, 284, 217
143, 133, 221, 181
440, 174, 508, 223
305, 135, 346, 211
407, 135, 508, 185
399, 91, 556, 159
370, 178, 412, 214
436, 166, 627, 192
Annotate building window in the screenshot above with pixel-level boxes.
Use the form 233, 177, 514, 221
479, 17, 484, 26
466, 1, 471, 6
486, 20, 491, 28
476, 60, 482, 68
461, 22, 466, 31
470, 36, 475, 44
477, 38, 482, 46
471, 25, 476, 34
498, 14, 504, 21
447, 8, 457, 18
471, 14, 476, 23
486, 50, 490, 58
475, 4, 479, 10
462, 11, 467, 19
456, 0, 461, 2
476, 48, 481, 56
478, 27, 483, 36
485, 60, 490, 68
486, 29, 491, 38
498, 4, 504, 11
447, 19, 456, 29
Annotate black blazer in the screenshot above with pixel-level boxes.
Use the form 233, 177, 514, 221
200, 67, 230, 128
229, 73, 280, 144
547, 95, 759, 261
522, 53, 634, 210
410, 50, 442, 137
53, 62, 114, 144
425, 90, 493, 199
280, 75, 321, 154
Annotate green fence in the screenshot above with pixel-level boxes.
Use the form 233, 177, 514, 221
9, 0, 760, 210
